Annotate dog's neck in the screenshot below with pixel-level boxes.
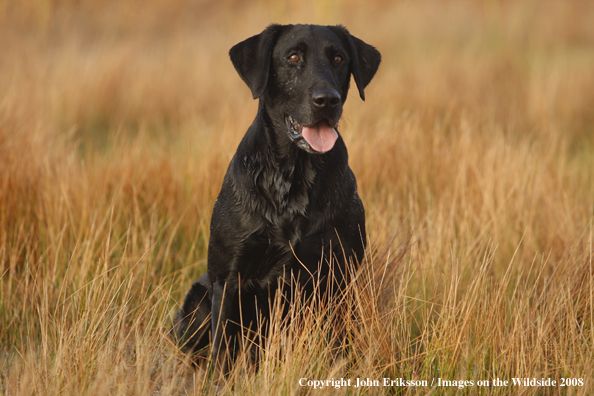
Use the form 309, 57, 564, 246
238, 106, 321, 220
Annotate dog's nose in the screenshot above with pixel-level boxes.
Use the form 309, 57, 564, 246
312, 89, 341, 108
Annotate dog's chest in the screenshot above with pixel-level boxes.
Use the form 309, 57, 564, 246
244, 152, 318, 224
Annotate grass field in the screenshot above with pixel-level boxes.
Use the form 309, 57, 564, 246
1, 0, 594, 394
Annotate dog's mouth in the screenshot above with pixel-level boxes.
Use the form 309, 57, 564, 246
286, 116, 338, 153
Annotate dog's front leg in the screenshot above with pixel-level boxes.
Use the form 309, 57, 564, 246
210, 280, 240, 381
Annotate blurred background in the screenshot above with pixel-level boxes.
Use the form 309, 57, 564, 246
1, 1, 594, 394
2, 0, 593, 267
3, 0, 593, 143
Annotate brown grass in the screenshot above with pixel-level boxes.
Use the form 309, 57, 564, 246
1, 0, 593, 394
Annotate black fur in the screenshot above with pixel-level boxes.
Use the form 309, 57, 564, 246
172, 24, 381, 374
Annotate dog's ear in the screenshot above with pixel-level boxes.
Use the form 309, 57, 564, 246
229, 24, 283, 99
331, 25, 381, 101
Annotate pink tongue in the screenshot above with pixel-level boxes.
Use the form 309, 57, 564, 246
301, 121, 338, 153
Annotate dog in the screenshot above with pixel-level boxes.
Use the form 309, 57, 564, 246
172, 24, 381, 375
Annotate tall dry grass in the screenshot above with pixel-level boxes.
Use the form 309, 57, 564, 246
1, 0, 593, 394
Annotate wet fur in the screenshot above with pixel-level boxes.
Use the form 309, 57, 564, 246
172, 23, 381, 374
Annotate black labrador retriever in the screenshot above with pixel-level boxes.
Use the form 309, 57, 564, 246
173, 24, 381, 374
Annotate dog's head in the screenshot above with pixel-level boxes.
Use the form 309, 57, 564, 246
230, 24, 381, 154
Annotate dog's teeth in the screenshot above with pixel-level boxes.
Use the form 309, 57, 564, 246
288, 116, 301, 133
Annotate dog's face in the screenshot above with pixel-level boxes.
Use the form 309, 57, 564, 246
270, 25, 350, 154
230, 24, 381, 154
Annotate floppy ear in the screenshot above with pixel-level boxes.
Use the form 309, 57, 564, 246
331, 25, 381, 101
229, 24, 283, 99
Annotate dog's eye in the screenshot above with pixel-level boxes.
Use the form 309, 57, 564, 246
289, 54, 300, 63
334, 55, 343, 64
